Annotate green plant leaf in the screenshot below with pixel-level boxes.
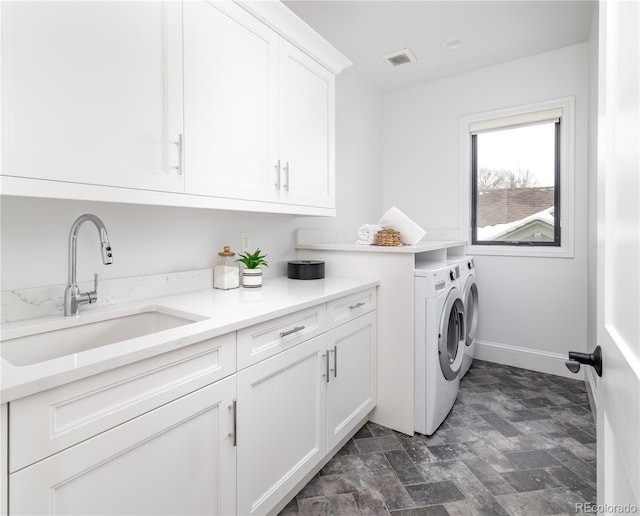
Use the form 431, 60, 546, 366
237, 248, 269, 269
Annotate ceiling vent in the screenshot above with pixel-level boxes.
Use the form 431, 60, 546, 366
442, 38, 463, 51
382, 48, 417, 67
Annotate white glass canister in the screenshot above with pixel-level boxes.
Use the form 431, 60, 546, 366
214, 246, 240, 290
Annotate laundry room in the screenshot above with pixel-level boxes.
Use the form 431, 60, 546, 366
1, 1, 638, 515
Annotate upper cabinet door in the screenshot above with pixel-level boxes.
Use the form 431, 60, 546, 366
183, 1, 279, 202
279, 40, 335, 209
1, 1, 184, 192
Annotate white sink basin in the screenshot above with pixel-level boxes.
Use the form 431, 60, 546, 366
1, 308, 205, 366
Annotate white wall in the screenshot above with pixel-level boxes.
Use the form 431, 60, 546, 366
296, 67, 383, 235
0, 69, 382, 293
0, 198, 296, 290
381, 44, 590, 376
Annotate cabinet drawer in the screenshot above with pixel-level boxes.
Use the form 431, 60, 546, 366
9, 333, 235, 472
237, 304, 326, 370
326, 288, 376, 330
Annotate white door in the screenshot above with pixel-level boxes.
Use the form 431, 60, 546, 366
183, 0, 279, 202
596, 0, 640, 506
326, 312, 377, 450
236, 335, 327, 515
1, 1, 183, 192
9, 377, 237, 516
279, 40, 335, 208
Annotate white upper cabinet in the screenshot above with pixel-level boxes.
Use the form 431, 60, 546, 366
1, 1, 351, 215
185, 2, 337, 211
1, 1, 184, 192
278, 40, 335, 208
184, 1, 279, 203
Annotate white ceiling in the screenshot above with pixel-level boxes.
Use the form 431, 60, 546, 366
283, 0, 596, 92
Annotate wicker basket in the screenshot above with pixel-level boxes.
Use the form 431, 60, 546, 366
376, 229, 401, 246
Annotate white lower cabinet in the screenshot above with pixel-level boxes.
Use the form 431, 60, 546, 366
9, 376, 237, 516
326, 311, 377, 450
237, 335, 328, 515
236, 307, 377, 515
5, 289, 376, 516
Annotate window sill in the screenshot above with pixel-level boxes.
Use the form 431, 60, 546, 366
468, 243, 574, 258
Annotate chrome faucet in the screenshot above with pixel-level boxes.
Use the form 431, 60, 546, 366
64, 214, 113, 316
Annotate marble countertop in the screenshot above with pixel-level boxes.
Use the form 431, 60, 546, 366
0, 276, 378, 403
295, 240, 467, 254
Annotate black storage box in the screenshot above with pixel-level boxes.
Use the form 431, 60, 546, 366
287, 260, 325, 280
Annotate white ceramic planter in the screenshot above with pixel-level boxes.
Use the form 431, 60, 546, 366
242, 268, 263, 288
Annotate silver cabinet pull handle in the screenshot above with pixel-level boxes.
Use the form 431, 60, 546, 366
228, 400, 237, 447
274, 160, 281, 189
322, 352, 330, 383
330, 345, 337, 377
283, 161, 290, 191
172, 134, 183, 175
349, 302, 366, 309
280, 325, 305, 338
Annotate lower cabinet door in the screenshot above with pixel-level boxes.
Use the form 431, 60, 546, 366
326, 311, 377, 451
237, 335, 327, 515
9, 376, 237, 516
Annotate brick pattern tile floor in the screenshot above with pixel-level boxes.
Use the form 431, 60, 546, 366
278, 360, 596, 516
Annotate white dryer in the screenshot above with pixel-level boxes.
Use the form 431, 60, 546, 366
454, 257, 479, 377
414, 263, 466, 436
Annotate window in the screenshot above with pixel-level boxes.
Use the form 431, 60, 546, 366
461, 98, 574, 257
472, 117, 560, 246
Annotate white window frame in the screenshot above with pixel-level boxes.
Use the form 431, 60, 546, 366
460, 97, 575, 258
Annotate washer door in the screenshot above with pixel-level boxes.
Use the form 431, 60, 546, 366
438, 288, 465, 380
463, 275, 479, 347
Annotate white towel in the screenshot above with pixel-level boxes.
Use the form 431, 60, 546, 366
356, 224, 383, 245
378, 207, 426, 245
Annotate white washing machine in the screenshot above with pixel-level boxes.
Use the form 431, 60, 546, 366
453, 257, 479, 377
414, 263, 466, 436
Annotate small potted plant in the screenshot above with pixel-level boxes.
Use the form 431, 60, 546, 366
237, 248, 268, 288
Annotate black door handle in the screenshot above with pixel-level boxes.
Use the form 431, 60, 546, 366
565, 345, 602, 377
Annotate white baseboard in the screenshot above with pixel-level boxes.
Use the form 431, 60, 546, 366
475, 339, 585, 381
